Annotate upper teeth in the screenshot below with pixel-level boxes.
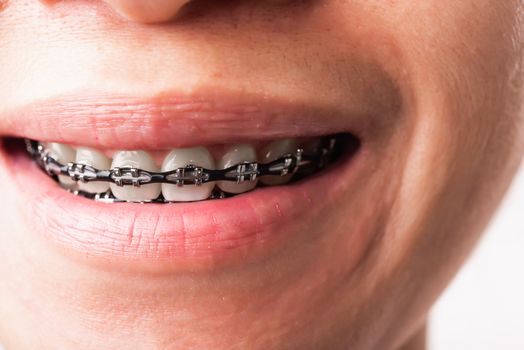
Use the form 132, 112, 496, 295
75, 147, 112, 194
46, 142, 77, 189
217, 144, 257, 194
161, 147, 216, 202
258, 139, 298, 185
43, 138, 311, 202
110, 151, 162, 202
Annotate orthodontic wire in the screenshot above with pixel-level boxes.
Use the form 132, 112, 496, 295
24, 135, 341, 203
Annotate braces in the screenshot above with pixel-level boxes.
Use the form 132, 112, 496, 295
24, 135, 343, 203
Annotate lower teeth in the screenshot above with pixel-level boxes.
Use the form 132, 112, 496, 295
24, 134, 352, 203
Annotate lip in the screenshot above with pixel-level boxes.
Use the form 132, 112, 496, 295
0, 91, 371, 272
1, 135, 364, 271
0, 89, 380, 150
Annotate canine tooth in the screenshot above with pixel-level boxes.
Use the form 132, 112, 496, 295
161, 147, 215, 202
259, 139, 298, 185
46, 143, 77, 189
110, 151, 161, 202
217, 144, 257, 194
75, 147, 111, 194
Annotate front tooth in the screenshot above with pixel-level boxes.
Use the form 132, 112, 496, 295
161, 147, 215, 202
75, 147, 111, 194
259, 139, 298, 185
217, 144, 257, 194
46, 143, 77, 189
110, 151, 161, 202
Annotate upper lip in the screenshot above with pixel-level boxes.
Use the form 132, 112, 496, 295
0, 88, 386, 149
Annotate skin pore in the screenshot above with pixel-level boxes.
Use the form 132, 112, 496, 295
0, 1, 523, 349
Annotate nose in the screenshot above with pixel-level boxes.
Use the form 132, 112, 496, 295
103, 0, 191, 24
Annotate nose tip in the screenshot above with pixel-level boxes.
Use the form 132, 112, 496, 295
104, 0, 191, 24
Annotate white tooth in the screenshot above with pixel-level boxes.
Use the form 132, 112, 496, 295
259, 139, 298, 185
46, 142, 77, 189
217, 144, 257, 194
161, 147, 215, 202
75, 147, 111, 194
109, 151, 161, 202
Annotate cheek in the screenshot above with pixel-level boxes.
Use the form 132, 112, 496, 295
351, 0, 524, 154
394, 0, 521, 100
374, 0, 524, 246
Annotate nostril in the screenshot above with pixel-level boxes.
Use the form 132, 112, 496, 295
104, 0, 191, 24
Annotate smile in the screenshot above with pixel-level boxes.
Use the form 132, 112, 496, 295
24, 134, 350, 203
0, 91, 371, 269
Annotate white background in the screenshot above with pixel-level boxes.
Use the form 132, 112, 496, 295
430, 162, 524, 349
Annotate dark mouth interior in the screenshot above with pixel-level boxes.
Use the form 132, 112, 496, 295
1, 133, 360, 203
291, 133, 359, 180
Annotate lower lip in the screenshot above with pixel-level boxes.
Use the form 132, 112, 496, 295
1, 139, 364, 271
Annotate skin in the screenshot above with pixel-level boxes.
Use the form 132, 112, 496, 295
0, 0, 523, 349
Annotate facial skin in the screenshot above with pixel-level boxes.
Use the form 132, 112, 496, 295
0, 1, 523, 349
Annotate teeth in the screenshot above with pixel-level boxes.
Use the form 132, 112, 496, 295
217, 144, 257, 194
46, 143, 77, 189
110, 151, 161, 202
40, 136, 312, 200
161, 147, 215, 202
75, 147, 112, 194
259, 139, 298, 185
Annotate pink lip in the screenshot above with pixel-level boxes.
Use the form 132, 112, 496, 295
2, 140, 364, 271
0, 90, 371, 271
0, 90, 375, 149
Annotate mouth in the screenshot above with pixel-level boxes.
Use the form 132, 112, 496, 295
22, 133, 352, 203
0, 91, 367, 270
